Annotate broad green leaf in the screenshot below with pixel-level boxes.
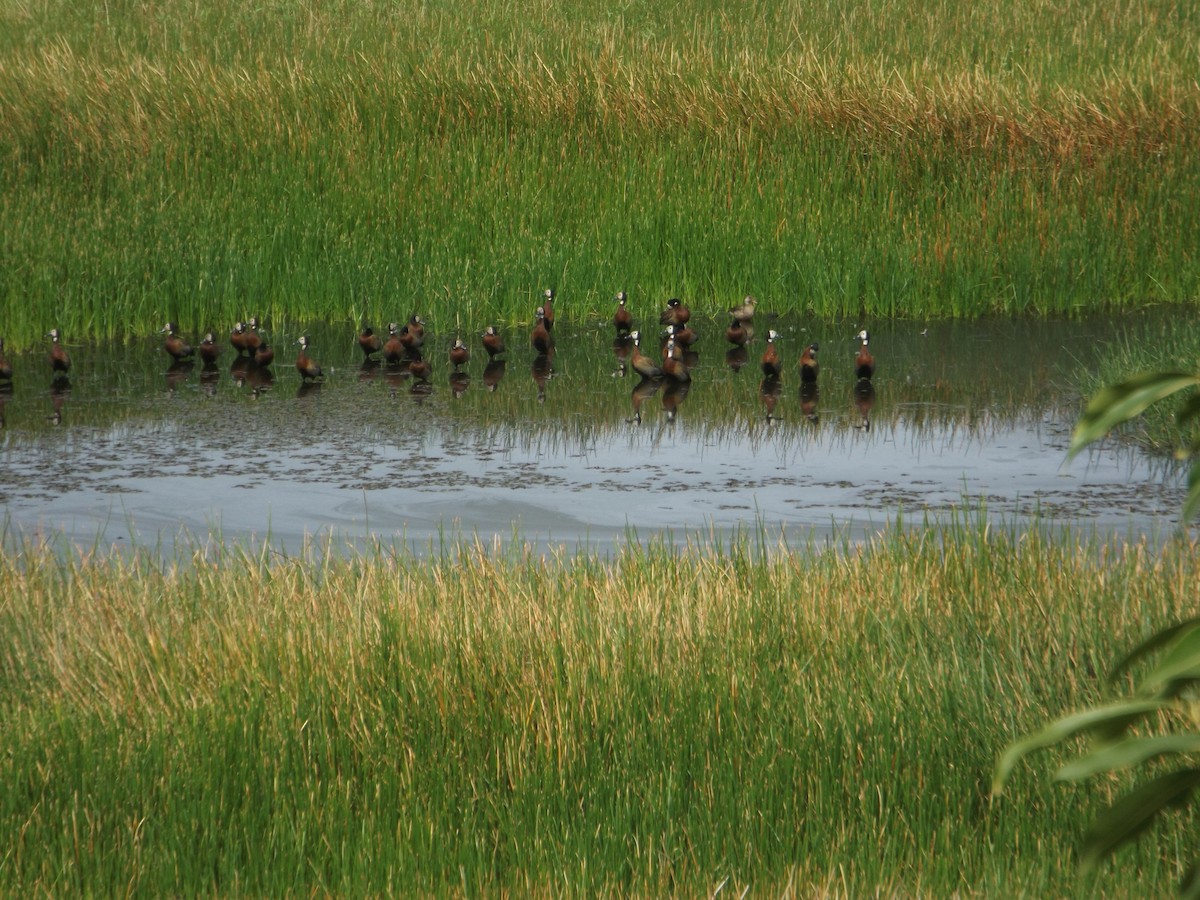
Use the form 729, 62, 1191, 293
1069, 371, 1200, 460
1136, 625, 1200, 697
1080, 768, 1200, 874
1056, 734, 1200, 782
992, 699, 1168, 795
1110, 618, 1200, 683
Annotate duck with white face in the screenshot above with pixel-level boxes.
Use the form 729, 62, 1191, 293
295, 335, 324, 382
855, 330, 875, 381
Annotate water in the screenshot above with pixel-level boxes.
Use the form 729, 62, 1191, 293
0, 315, 1190, 555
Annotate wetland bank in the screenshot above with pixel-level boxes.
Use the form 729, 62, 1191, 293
2, 0, 1199, 895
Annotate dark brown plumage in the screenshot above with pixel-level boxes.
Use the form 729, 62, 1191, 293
449, 338, 470, 370
628, 330, 663, 380
799, 342, 820, 383
658, 297, 691, 327
531, 307, 553, 355
760, 329, 782, 379
613, 291, 633, 335
47, 329, 70, 374
295, 336, 324, 382
198, 332, 221, 366
358, 326, 383, 359
160, 322, 194, 362
482, 326, 506, 359
855, 330, 875, 380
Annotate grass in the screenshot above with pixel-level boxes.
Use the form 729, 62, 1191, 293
1, 1, 1199, 345
0, 523, 1196, 894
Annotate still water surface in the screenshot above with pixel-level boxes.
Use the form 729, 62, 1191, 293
0, 315, 1189, 554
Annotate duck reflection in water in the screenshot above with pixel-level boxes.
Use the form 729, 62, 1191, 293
612, 333, 632, 377
199, 365, 220, 397
297, 380, 323, 400
449, 370, 470, 398
725, 345, 750, 372
532, 351, 554, 403
853, 379, 875, 431
247, 361, 275, 397
759, 376, 783, 422
800, 382, 819, 424
662, 378, 690, 422
0, 381, 11, 428
628, 376, 662, 423
49, 376, 71, 425
482, 359, 507, 392
165, 359, 194, 393
230, 355, 252, 387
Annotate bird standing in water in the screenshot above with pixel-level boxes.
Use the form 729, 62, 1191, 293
160, 322, 195, 362
613, 291, 633, 335
47, 329, 71, 374
855, 330, 875, 381
799, 342, 820, 383
295, 336, 324, 382
761, 330, 782, 379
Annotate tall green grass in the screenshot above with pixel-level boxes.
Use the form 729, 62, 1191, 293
1, 525, 1197, 894
1, 1, 1198, 345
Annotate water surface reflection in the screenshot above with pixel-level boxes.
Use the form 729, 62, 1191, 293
0, 316, 1189, 553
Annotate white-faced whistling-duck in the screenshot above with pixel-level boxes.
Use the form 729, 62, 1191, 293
47, 329, 70, 374
254, 341, 275, 368
295, 336, 324, 382
160, 322, 194, 362
198, 332, 221, 366
666, 322, 698, 348
728, 294, 757, 323
662, 337, 690, 383
531, 307, 553, 355
482, 326, 505, 359
358, 326, 383, 359
658, 297, 690, 327
761, 329, 782, 379
628, 330, 663, 380
541, 288, 555, 332
725, 318, 753, 347
384, 323, 405, 364
243, 317, 263, 357
613, 291, 633, 335
798, 342, 819, 383
449, 338, 470, 370
855, 330, 875, 381
230, 321, 249, 356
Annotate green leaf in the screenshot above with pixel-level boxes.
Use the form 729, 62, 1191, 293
1136, 624, 1200, 697
1079, 768, 1200, 874
1056, 734, 1200, 782
1110, 618, 1200, 683
1069, 371, 1200, 460
992, 699, 1169, 795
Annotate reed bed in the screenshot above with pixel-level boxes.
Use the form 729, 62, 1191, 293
1, 524, 1197, 894
1, 1, 1198, 345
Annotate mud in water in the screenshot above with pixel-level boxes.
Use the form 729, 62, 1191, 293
0, 314, 1191, 555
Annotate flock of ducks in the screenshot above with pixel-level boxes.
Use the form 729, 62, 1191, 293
0, 290, 877, 424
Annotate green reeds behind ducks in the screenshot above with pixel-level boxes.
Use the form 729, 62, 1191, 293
1, 526, 1196, 895
0, 1, 1199, 345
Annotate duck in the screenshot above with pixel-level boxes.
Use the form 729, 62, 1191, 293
531, 307, 553, 355
658, 297, 691, 327
383, 323, 405, 365
760, 329, 782, 379
725, 318, 753, 347
665, 322, 698, 349
295, 336, 324, 382
398, 316, 425, 353
728, 294, 758, 323
358, 326, 383, 359
198, 331, 221, 366
254, 341, 275, 368
627, 330, 663, 380
541, 288, 555, 332
662, 337, 690, 383
613, 290, 633, 335
798, 342, 820, 383
855, 330, 875, 380
47, 328, 71, 374
242, 317, 263, 357
481, 326, 506, 359
449, 337, 470, 370
160, 322, 194, 362
230, 321, 249, 356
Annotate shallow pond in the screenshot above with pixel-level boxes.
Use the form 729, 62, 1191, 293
0, 314, 1190, 555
